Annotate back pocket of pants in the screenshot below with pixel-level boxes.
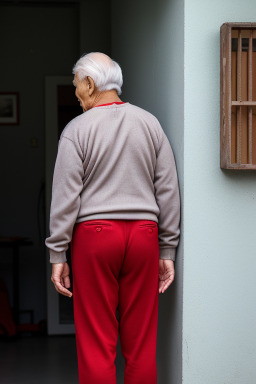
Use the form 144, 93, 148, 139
82, 221, 113, 228
138, 222, 157, 228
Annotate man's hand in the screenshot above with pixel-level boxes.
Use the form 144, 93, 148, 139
159, 259, 175, 293
51, 262, 73, 298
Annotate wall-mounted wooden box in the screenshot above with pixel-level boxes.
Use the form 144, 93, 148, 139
220, 22, 256, 170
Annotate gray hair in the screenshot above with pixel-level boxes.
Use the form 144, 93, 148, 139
72, 52, 123, 95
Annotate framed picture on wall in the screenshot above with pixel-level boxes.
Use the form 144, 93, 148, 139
0, 92, 19, 125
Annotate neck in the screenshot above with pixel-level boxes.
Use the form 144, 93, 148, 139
92, 90, 123, 107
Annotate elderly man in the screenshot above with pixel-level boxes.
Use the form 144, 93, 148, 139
45, 52, 180, 384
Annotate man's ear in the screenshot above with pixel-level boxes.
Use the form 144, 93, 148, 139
87, 76, 95, 96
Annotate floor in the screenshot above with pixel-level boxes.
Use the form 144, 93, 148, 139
0, 333, 125, 384
0, 335, 79, 384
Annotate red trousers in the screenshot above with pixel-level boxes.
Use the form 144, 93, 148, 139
71, 219, 159, 384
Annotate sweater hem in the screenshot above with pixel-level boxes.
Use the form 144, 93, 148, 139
75, 212, 159, 223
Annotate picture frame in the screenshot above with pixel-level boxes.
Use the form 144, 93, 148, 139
0, 92, 19, 125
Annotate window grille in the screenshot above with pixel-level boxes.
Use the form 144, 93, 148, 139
220, 22, 256, 169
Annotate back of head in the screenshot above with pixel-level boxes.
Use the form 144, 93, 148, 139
72, 52, 123, 95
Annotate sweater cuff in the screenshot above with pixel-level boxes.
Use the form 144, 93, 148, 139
49, 250, 67, 264
159, 248, 176, 261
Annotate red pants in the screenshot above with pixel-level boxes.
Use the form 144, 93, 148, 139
71, 219, 159, 384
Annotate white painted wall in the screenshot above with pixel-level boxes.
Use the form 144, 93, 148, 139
183, 0, 256, 383
111, 1, 184, 383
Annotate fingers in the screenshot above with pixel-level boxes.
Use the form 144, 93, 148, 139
159, 270, 172, 280
51, 276, 72, 297
54, 280, 73, 297
158, 278, 173, 293
51, 263, 73, 298
158, 271, 175, 294
63, 275, 71, 289
158, 259, 175, 293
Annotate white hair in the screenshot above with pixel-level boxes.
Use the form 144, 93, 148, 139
72, 52, 123, 95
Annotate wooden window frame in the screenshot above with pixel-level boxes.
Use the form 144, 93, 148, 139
220, 22, 256, 170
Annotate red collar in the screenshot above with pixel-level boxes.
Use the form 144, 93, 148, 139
93, 102, 126, 108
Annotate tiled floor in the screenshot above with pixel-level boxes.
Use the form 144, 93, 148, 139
0, 335, 79, 384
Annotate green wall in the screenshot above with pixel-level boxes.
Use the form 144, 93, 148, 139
183, 0, 256, 382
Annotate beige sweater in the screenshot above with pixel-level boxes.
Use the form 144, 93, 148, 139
45, 102, 180, 263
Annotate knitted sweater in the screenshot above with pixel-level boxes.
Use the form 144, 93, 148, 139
45, 101, 181, 263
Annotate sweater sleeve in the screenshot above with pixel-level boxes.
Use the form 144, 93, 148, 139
154, 130, 181, 261
45, 136, 84, 263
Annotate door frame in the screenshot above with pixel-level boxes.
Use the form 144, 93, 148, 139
45, 75, 75, 335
